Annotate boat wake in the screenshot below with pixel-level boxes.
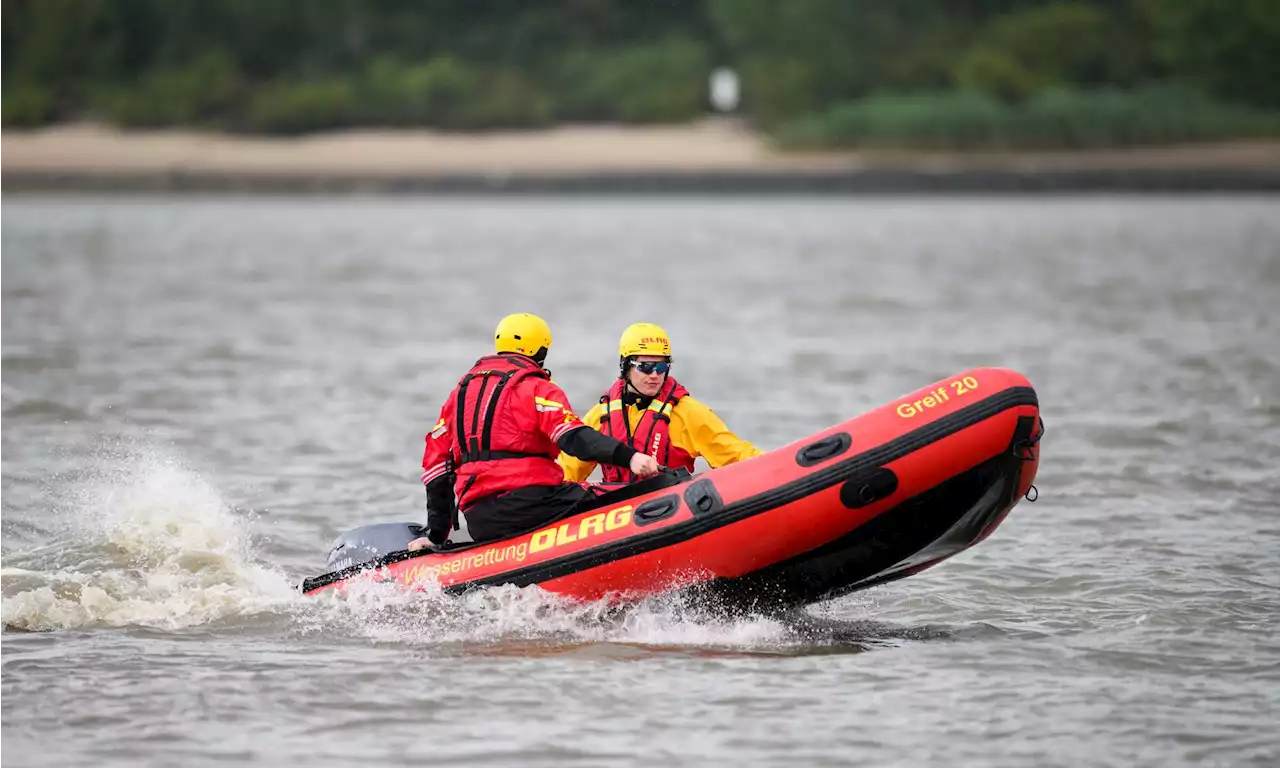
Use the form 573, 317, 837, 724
1, 447, 295, 632
2, 442, 1004, 654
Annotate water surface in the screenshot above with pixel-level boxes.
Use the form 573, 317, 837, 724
3, 195, 1278, 767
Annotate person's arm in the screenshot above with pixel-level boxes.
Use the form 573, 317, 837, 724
423, 472, 455, 545
414, 396, 457, 548
558, 401, 606, 482
557, 425, 637, 468
532, 380, 657, 476
677, 396, 765, 468
560, 426, 659, 478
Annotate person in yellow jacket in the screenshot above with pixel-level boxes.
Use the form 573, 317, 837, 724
560, 322, 763, 484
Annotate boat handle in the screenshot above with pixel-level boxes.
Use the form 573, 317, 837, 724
684, 479, 724, 517
796, 432, 852, 467
633, 495, 680, 527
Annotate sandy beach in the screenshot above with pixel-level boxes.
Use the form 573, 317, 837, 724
6, 121, 1280, 192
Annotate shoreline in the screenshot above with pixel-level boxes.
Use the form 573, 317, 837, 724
5, 122, 1280, 194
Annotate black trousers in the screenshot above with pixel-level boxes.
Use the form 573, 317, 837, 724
462, 483, 593, 543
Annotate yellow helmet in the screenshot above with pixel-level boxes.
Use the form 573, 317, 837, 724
618, 322, 672, 360
494, 313, 552, 361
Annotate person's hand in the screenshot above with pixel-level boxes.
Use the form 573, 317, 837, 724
407, 537, 436, 552
629, 453, 661, 478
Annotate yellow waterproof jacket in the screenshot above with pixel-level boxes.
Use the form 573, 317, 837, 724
560, 394, 763, 483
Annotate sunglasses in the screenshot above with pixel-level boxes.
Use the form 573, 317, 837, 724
632, 360, 671, 375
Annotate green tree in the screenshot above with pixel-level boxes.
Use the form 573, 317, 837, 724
956, 2, 1154, 101
1141, 0, 1280, 108
707, 0, 1045, 125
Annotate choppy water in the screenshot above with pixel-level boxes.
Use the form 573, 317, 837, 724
2, 195, 1278, 767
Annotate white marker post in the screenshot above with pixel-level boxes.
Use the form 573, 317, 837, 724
709, 68, 741, 113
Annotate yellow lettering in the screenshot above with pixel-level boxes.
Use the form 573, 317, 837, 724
898, 376, 985, 418
554, 523, 579, 547
530, 529, 556, 553
579, 513, 606, 539
522, 507, 634, 555
606, 505, 633, 531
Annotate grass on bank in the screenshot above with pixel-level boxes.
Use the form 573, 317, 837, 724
774, 85, 1280, 151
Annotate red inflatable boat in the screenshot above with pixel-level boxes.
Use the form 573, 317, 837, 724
302, 368, 1042, 608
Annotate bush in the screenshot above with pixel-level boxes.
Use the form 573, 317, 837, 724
956, 2, 1151, 101
361, 58, 556, 130
774, 85, 1280, 151
355, 56, 479, 127
555, 37, 709, 123
777, 91, 1009, 150
92, 52, 241, 127
1022, 84, 1280, 148
2, 81, 57, 127
450, 70, 555, 130
243, 79, 357, 134
243, 60, 554, 133
956, 46, 1051, 103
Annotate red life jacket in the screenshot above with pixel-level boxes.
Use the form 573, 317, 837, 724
450, 354, 565, 510
597, 376, 695, 483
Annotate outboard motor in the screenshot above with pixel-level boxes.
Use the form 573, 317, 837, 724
325, 522, 425, 572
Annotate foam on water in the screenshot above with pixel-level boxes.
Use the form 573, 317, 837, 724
293, 574, 884, 654
1, 444, 298, 632
2, 441, 832, 649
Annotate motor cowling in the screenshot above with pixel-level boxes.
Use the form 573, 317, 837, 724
325, 522, 425, 572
